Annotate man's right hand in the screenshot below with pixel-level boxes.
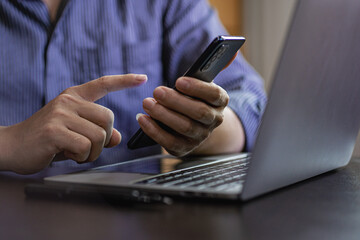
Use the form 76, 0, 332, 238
0, 74, 147, 174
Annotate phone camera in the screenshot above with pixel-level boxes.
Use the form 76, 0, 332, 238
201, 44, 229, 72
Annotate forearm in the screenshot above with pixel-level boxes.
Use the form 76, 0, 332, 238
191, 107, 245, 155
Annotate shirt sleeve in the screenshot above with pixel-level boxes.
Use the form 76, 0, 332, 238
161, 0, 267, 151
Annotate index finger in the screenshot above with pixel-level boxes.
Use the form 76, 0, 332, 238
67, 74, 148, 102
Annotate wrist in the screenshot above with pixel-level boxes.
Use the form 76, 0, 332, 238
0, 126, 15, 172
0, 126, 7, 170
191, 107, 245, 155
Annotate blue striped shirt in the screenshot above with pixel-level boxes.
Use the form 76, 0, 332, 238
0, 0, 266, 173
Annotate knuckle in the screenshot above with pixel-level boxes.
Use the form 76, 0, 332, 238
98, 76, 110, 90
94, 128, 107, 146
212, 87, 223, 102
42, 123, 60, 140
214, 112, 224, 127
196, 105, 214, 124
223, 92, 230, 106
77, 138, 91, 156
50, 107, 69, 119
180, 120, 194, 136
54, 93, 76, 106
61, 86, 76, 95
101, 107, 115, 126
212, 87, 228, 106
194, 126, 210, 140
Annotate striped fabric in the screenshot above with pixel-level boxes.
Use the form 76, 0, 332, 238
0, 0, 266, 173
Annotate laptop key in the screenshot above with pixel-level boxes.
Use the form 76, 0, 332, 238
134, 156, 250, 191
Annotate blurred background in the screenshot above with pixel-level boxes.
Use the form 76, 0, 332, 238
208, 0, 360, 157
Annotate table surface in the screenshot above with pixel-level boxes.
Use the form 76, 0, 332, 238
1, 158, 360, 240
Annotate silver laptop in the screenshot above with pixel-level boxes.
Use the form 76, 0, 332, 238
31, 0, 360, 202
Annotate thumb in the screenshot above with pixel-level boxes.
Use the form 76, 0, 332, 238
67, 74, 148, 102
105, 128, 122, 148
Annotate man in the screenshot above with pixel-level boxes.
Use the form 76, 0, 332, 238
0, 0, 266, 174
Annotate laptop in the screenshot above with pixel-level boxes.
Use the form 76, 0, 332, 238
26, 0, 360, 202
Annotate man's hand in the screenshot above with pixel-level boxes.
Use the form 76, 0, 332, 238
137, 76, 232, 157
0, 74, 147, 174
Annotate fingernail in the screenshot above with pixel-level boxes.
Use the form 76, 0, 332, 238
154, 88, 165, 100
176, 77, 190, 90
136, 113, 144, 121
143, 98, 156, 110
136, 113, 150, 126
135, 74, 148, 82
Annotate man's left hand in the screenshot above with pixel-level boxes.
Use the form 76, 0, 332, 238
137, 76, 229, 157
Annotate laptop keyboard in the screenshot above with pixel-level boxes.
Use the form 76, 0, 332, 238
134, 156, 250, 192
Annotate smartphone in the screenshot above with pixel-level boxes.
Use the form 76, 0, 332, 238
127, 35, 246, 150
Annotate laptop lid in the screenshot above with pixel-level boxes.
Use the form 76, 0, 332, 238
241, 0, 360, 200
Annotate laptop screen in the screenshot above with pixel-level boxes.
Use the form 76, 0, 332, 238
242, 0, 360, 200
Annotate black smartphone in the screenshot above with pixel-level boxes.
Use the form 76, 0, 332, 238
127, 35, 246, 150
